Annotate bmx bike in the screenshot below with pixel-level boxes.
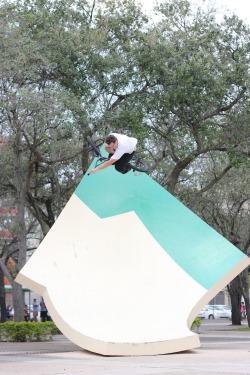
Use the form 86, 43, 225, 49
87, 136, 149, 173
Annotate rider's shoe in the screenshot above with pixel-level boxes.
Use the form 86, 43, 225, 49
121, 164, 131, 174
126, 164, 132, 173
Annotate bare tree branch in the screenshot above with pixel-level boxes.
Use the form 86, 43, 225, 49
188, 164, 233, 209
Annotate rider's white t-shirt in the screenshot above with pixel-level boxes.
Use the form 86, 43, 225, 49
109, 133, 137, 160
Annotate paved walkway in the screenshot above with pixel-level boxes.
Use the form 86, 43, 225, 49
0, 321, 250, 375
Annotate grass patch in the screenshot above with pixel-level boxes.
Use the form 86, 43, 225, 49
235, 327, 250, 332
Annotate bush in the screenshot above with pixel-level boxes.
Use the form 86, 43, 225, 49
191, 317, 202, 332
0, 321, 60, 342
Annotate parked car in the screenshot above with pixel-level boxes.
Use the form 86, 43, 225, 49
197, 308, 206, 319
210, 305, 232, 319
203, 305, 229, 319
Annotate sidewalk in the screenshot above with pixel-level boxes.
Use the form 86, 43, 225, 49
0, 334, 80, 355
0, 322, 250, 375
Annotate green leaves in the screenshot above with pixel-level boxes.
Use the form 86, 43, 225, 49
0, 321, 59, 342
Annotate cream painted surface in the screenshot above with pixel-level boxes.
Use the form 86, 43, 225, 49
16, 194, 208, 354
188, 256, 250, 327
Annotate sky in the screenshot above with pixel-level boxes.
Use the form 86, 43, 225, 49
204, 0, 250, 24
139, 0, 250, 25
219, 0, 250, 19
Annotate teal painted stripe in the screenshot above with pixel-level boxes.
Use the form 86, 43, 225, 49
75, 154, 246, 290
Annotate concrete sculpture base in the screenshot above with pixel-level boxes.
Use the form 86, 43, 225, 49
16, 153, 250, 356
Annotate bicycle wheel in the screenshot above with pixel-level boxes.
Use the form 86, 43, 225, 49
129, 156, 149, 173
87, 136, 103, 157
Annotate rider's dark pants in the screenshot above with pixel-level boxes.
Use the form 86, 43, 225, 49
108, 152, 135, 174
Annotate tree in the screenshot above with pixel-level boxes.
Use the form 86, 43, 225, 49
132, 0, 250, 195
194, 165, 250, 325
0, 1, 90, 320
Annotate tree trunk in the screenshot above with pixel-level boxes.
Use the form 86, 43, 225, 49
228, 277, 242, 325
241, 268, 250, 327
12, 281, 24, 322
13, 191, 29, 322
0, 266, 6, 322
12, 118, 34, 322
243, 293, 250, 327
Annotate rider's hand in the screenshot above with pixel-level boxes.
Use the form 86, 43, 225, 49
89, 168, 97, 174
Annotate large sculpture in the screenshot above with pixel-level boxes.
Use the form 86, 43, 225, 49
16, 153, 250, 355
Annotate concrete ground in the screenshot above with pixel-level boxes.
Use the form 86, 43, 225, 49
0, 320, 249, 375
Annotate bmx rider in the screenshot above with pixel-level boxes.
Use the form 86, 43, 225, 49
89, 133, 137, 175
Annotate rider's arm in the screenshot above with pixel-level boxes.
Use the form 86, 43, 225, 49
89, 157, 118, 174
